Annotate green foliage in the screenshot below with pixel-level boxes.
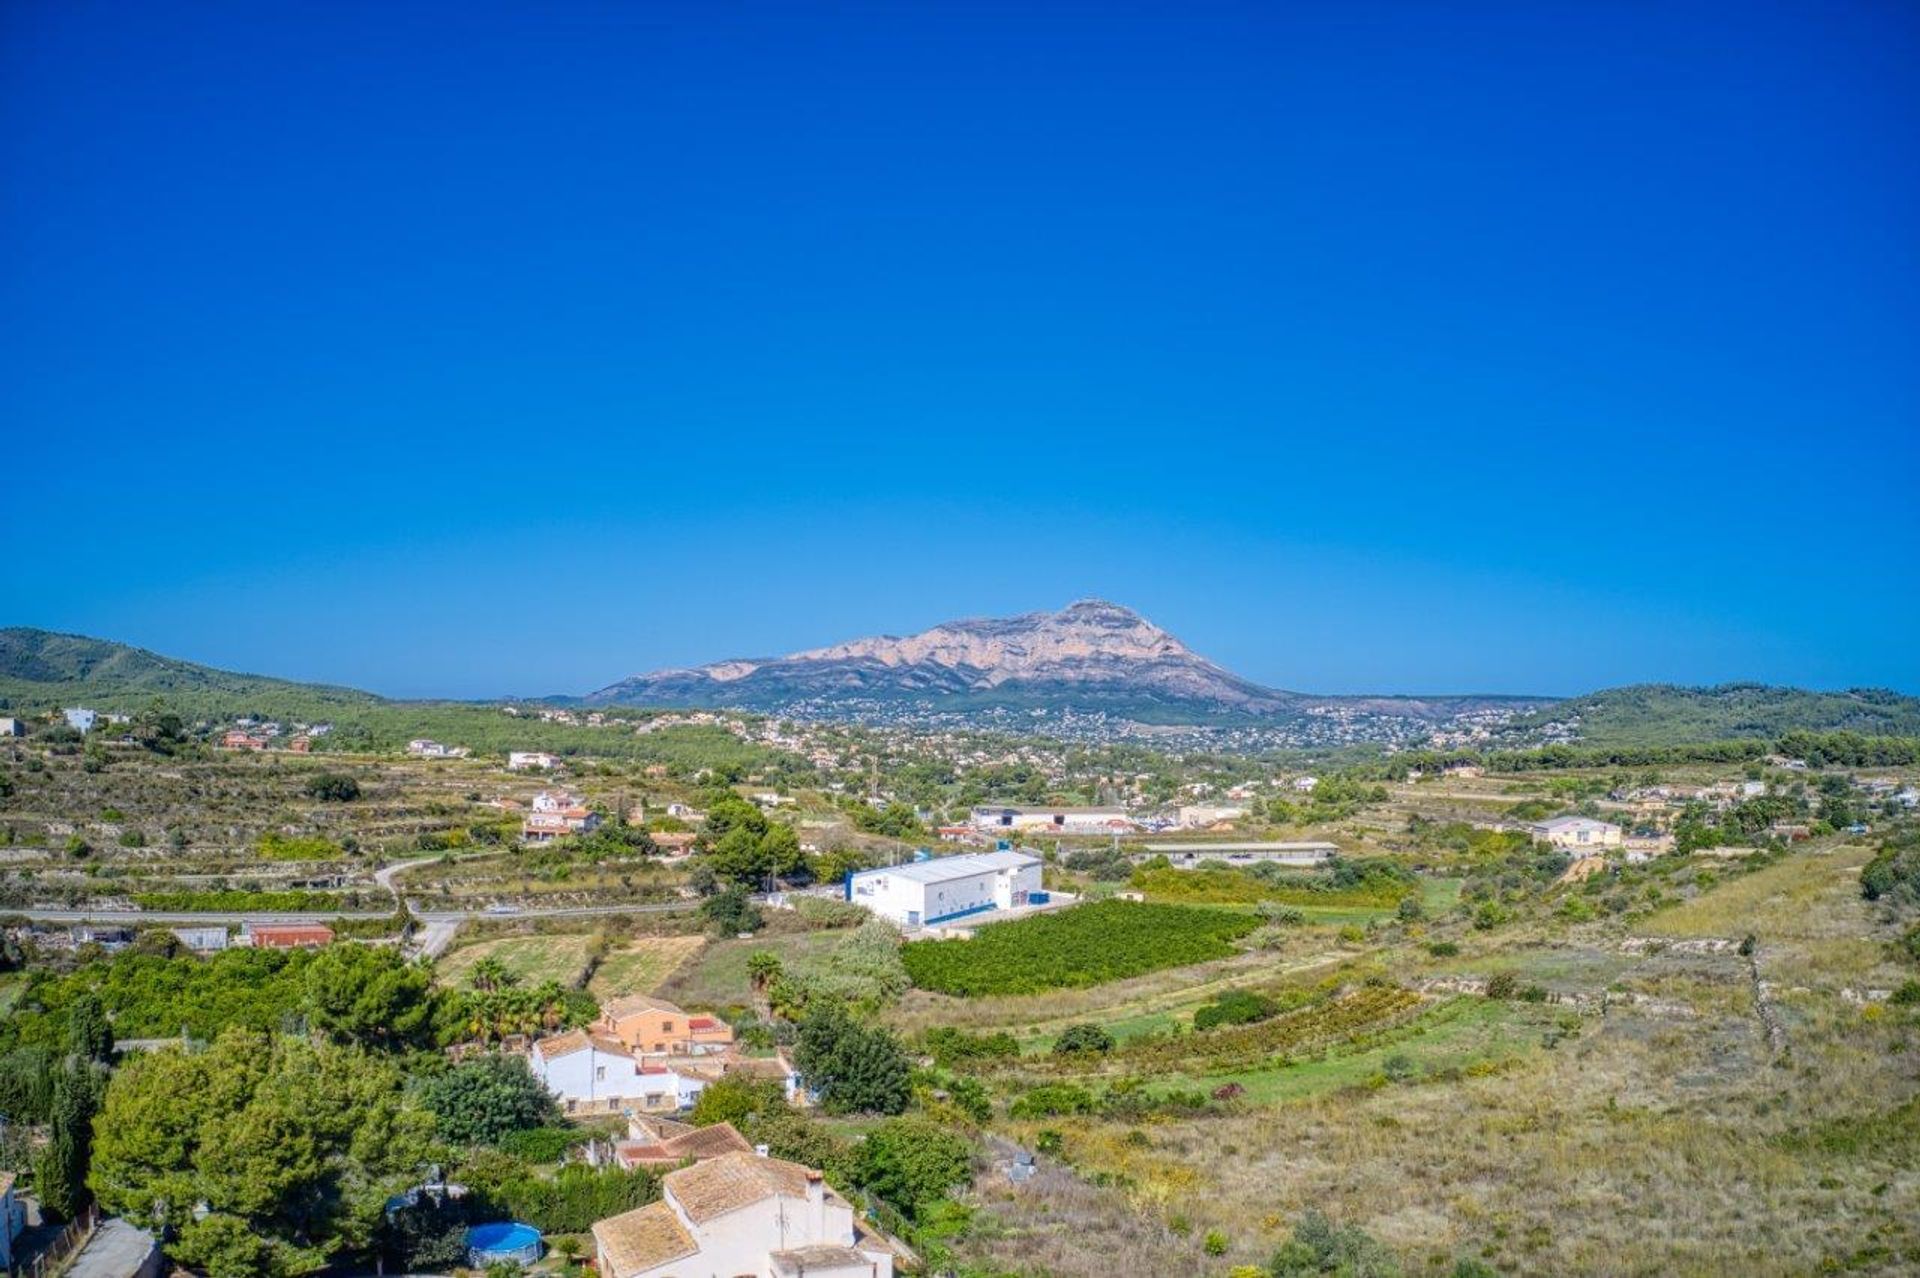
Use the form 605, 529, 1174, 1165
1861, 831, 1920, 907
850, 801, 926, 839
489, 1163, 660, 1234
700, 886, 765, 935
256, 832, 346, 861
691, 1075, 787, 1128
800, 918, 910, 1007
857, 1117, 972, 1220
303, 945, 437, 1048
89, 1028, 436, 1276
35, 1058, 103, 1220
900, 901, 1258, 997
1052, 1023, 1115, 1056
1269, 1209, 1402, 1277
303, 772, 363, 802
793, 1005, 911, 1115
1485, 973, 1519, 1000
131, 889, 351, 912
496, 1124, 590, 1163
1008, 1084, 1098, 1119
65, 990, 114, 1061
1193, 989, 1280, 1031
924, 1026, 1019, 1070
418, 1054, 560, 1145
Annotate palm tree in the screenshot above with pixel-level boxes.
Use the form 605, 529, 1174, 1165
468, 956, 517, 993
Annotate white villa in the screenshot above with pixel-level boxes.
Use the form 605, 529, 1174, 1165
593, 1150, 895, 1278
1527, 816, 1624, 851
529, 1030, 706, 1115
508, 750, 559, 771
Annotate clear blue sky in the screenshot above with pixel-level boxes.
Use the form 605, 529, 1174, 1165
3, 1, 1915, 699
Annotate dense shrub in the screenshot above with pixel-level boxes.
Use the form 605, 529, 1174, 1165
1052, 1023, 1115, 1056
1192, 989, 1280, 1030
491, 1164, 659, 1234
1009, 1083, 1099, 1119
924, 1026, 1019, 1069
418, 1054, 560, 1145
303, 772, 362, 802
857, 1117, 972, 1220
901, 901, 1258, 997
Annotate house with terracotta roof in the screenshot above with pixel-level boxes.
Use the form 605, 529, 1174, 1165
529, 1031, 707, 1115
613, 1118, 754, 1170
592, 1150, 894, 1278
597, 994, 735, 1056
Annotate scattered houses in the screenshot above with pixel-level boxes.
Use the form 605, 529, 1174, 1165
1526, 816, 1624, 851
592, 1150, 895, 1278
220, 729, 270, 751
1175, 802, 1249, 829
847, 849, 1043, 928
407, 738, 468, 759
508, 750, 559, 771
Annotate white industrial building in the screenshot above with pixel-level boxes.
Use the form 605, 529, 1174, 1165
1131, 841, 1338, 869
846, 849, 1043, 928
969, 805, 1136, 835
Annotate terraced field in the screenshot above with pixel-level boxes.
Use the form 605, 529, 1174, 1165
586, 935, 705, 998
435, 933, 596, 989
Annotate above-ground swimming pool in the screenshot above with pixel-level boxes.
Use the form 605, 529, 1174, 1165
467, 1221, 543, 1267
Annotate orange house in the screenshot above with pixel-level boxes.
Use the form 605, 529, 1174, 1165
596, 995, 734, 1056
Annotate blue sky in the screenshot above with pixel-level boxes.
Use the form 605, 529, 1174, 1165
3, 1, 1916, 699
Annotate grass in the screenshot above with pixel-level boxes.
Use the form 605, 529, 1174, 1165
435, 934, 596, 990
586, 935, 706, 999
1641, 842, 1870, 939
658, 931, 847, 1009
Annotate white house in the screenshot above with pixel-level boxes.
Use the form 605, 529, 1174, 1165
529, 1032, 705, 1115
1291, 776, 1319, 792
0, 717, 21, 737
524, 790, 604, 841
968, 805, 1135, 835
62, 708, 97, 733
408, 738, 467, 758
593, 1150, 894, 1278
508, 751, 559, 771
1527, 816, 1624, 851
847, 849, 1042, 928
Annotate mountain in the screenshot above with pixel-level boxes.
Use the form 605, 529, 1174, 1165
0, 627, 382, 716
586, 599, 1535, 727
1501, 683, 1920, 748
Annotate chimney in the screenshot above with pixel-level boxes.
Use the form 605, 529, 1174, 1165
805, 1168, 825, 1239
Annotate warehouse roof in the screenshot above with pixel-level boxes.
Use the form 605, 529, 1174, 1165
858, 849, 1039, 885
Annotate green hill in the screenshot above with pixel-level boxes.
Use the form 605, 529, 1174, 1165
1509, 683, 1920, 747
0, 627, 381, 718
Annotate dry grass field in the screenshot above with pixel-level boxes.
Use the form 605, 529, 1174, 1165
586, 935, 706, 998
435, 933, 597, 989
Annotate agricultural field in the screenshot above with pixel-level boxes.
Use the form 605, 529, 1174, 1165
435, 934, 597, 989
901, 900, 1262, 997
585, 935, 706, 999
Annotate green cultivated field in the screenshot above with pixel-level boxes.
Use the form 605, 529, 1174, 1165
901, 900, 1260, 997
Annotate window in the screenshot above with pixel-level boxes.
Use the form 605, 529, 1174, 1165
596, 1065, 606, 1080
662, 1020, 673, 1032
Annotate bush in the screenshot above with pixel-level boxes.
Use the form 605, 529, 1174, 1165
924, 1026, 1019, 1069
497, 1125, 590, 1163
304, 773, 362, 802
792, 1006, 911, 1115
1052, 1023, 1115, 1056
1427, 941, 1460, 957
856, 1117, 972, 1220
701, 887, 764, 936
418, 1055, 560, 1145
1484, 973, 1519, 1000
1193, 990, 1280, 1031
1009, 1084, 1098, 1119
